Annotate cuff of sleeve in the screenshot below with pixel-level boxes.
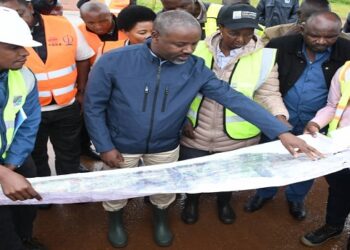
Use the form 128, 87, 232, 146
4, 155, 23, 167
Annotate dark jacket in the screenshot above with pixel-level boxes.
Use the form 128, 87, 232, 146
84, 40, 289, 154
266, 34, 350, 96
257, 0, 298, 27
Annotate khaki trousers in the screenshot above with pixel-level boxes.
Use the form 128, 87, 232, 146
103, 146, 179, 211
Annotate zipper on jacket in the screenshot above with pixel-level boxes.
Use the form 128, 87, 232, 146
161, 87, 169, 112
142, 85, 149, 112
145, 65, 162, 153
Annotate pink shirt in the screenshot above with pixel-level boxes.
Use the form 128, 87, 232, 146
311, 68, 350, 129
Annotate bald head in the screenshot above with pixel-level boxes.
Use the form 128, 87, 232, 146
305, 11, 341, 31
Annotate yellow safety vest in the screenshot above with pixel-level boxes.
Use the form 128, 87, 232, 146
203, 3, 222, 38
255, 24, 265, 37
0, 69, 29, 159
328, 61, 350, 134
188, 41, 277, 140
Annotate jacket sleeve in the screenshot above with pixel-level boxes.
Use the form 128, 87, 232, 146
288, 0, 299, 23
198, 65, 290, 139
4, 82, 41, 166
253, 64, 289, 119
84, 56, 115, 153
257, 0, 266, 26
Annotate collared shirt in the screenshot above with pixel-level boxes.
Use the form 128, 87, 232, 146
284, 44, 331, 134
216, 44, 243, 69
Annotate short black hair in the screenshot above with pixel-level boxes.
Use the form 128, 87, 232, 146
117, 5, 156, 32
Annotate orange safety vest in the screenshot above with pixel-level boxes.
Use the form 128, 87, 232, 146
78, 23, 127, 64
98, 0, 130, 14
26, 15, 78, 107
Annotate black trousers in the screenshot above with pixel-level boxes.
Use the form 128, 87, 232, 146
32, 102, 81, 176
0, 157, 37, 250
325, 168, 350, 228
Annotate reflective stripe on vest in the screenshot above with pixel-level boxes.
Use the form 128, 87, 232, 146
26, 15, 78, 107
188, 41, 277, 139
78, 24, 127, 65
328, 61, 350, 134
0, 70, 28, 159
203, 4, 222, 38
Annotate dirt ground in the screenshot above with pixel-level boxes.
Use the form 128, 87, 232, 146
34, 2, 349, 249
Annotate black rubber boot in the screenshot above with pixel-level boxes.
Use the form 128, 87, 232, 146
152, 205, 173, 247
217, 192, 236, 224
181, 194, 200, 224
108, 210, 128, 248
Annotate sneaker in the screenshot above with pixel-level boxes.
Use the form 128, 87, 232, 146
301, 224, 343, 247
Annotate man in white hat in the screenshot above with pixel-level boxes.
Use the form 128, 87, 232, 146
0, 6, 46, 250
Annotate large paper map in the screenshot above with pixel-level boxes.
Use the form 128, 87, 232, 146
1, 127, 349, 205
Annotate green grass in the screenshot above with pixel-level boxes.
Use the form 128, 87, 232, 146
137, 0, 349, 20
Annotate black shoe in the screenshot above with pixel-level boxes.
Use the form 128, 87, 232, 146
22, 238, 47, 250
81, 147, 101, 161
218, 203, 235, 224
300, 224, 343, 247
244, 195, 272, 213
78, 164, 90, 173
181, 194, 199, 224
217, 192, 235, 224
288, 201, 306, 220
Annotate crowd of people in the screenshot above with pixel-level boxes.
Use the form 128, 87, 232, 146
0, 0, 349, 249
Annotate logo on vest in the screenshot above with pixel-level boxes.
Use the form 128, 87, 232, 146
48, 36, 61, 46
62, 35, 74, 46
13, 96, 23, 107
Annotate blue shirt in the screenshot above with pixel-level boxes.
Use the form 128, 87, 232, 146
284, 45, 330, 135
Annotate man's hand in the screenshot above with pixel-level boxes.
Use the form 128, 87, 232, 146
182, 122, 195, 139
100, 149, 124, 168
0, 166, 42, 201
278, 132, 323, 160
304, 122, 320, 137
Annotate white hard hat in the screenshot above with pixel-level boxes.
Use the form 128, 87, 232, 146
0, 7, 42, 47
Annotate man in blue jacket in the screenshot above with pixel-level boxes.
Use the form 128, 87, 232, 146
84, 10, 322, 248
0, 7, 45, 250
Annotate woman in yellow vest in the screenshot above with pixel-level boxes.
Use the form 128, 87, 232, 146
302, 63, 350, 247
180, 4, 289, 224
